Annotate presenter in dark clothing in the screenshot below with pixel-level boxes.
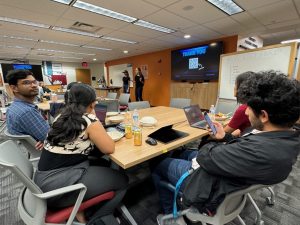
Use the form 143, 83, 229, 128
134, 67, 144, 101
122, 70, 130, 94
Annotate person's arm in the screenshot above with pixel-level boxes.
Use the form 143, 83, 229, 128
18, 110, 50, 141
86, 119, 115, 154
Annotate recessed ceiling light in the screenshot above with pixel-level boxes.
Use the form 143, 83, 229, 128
210, 42, 217, 46
73, 0, 137, 23
52, 26, 101, 38
281, 39, 300, 44
93, 58, 97, 61
50, 0, 73, 5
81, 45, 111, 51
101, 36, 137, 44
133, 20, 175, 33
184, 34, 191, 39
0, 16, 50, 29
206, 0, 244, 15
123, 50, 128, 54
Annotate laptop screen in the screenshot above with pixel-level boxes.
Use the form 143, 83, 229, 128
183, 105, 205, 125
148, 125, 188, 144
95, 104, 107, 125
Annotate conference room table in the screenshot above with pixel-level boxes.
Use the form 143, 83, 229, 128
37, 100, 64, 111
109, 106, 210, 169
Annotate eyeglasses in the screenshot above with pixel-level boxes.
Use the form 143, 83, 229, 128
19, 80, 38, 86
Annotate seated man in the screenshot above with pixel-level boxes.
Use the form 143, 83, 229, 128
39, 81, 51, 100
6, 70, 50, 147
153, 71, 300, 225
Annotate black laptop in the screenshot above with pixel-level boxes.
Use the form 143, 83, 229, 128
183, 105, 207, 129
148, 124, 188, 144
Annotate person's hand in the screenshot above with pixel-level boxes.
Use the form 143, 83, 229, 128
35, 141, 44, 151
207, 121, 225, 140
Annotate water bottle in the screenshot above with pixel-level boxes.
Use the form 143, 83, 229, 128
209, 105, 216, 120
132, 109, 139, 129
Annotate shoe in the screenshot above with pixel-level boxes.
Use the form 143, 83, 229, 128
156, 214, 187, 225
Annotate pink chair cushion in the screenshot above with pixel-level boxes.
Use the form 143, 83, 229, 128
119, 105, 128, 110
46, 191, 115, 223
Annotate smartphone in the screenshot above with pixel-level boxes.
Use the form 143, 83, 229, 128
203, 112, 217, 135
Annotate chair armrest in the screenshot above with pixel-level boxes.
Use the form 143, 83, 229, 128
33, 183, 87, 225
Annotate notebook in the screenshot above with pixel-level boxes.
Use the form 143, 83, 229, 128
183, 105, 207, 129
148, 124, 188, 144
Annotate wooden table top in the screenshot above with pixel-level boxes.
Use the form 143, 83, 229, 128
37, 100, 64, 111
110, 106, 209, 169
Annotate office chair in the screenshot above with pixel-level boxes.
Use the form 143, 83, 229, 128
128, 101, 150, 111
106, 92, 117, 99
119, 94, 130, 111
215, 98, 238, 115
0, 140, 118, 225
170, 98, 191, 109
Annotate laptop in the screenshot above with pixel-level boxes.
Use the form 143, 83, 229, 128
148, 124, 188, 144
95, 103, 107, 126
183, 105, 207, 129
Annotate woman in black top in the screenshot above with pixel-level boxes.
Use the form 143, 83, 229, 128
122, 70, 130, 93
134, 67, 144, 101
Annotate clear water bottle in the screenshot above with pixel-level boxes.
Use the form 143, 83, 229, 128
209, 105, 216, 120
132, 109, 139, 129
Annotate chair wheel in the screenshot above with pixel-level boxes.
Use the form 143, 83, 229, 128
266, 197, 275, 206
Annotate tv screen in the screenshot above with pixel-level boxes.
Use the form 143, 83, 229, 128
171, 42, 223, 81
1, 63, 43, 82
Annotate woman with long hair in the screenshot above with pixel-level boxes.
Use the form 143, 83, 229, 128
134, 67, 144, 101
34, 83, 128, 222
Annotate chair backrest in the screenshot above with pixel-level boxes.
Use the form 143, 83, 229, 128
0, 140, 49, 225
119, 93, 130, 106
106, 92, 117, 99
128, 101, 150, 111
98, 99, 119, 112
215, 98, 238, 115
186, 184, 267, 225
56, 94, 65, 100
170, 98, 191, 109
4, 129, 40, 159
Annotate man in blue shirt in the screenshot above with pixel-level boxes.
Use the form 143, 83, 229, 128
6, 70, 50, 148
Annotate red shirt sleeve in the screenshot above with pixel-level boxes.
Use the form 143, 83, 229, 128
228, 104, 251, 132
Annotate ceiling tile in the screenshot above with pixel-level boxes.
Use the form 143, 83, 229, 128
142, 0, 180, 8
248, 0, 299, 25
235, 0, 283, 10
166, 0, 226, 24
204, 17, 247, 35
231, 12, 265, 29
176, 25, 221, 40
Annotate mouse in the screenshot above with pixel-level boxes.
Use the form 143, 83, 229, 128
146, 137, 157, 146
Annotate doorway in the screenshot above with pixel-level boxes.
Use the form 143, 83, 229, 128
76, 69, 91, 85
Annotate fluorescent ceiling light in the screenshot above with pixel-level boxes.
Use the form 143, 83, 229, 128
50, 56, 83, 59
73, 0, 137, 23
81, 45, 111, 51
206, 0, 244, 15
1, 35, 38, 42
101, 36, 137, 44
0, 16, 50, 28
50, 0, 73, 5
37, 48, 95, 56
40, 40, 80, 47
133, 20, 175, 33
52, 26, 101, 38
281, 39, 300, 44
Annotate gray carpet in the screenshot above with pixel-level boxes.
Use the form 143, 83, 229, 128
0, 135, 299, 225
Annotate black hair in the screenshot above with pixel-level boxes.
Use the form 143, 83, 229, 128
64, 82, 78, 104
237, 71, 300, 128
6, 70, 34, 85
235, 71, 255, 103
47, 83, 96, 145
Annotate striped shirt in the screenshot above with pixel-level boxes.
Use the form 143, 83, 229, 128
7, 98, 50, 141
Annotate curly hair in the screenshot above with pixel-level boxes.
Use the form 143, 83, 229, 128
237, 71, 300, 128
235, 71, 255, 103
47, 83, 96, 145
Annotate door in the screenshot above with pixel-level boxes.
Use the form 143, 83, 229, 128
76, 69, 91, 85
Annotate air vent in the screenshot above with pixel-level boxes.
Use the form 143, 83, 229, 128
70, 22, 102, 33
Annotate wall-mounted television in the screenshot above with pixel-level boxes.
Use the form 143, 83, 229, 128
171, 42, 223, 81
1, 63, 43, 82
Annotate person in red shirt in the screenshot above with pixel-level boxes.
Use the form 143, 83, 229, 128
224, 72, 253, 136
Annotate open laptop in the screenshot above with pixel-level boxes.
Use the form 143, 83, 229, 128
95, 103, 107, 126
148, 124, 188, 144
183, 105, 207, 129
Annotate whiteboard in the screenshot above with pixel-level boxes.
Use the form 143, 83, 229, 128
109, 64, 133, 87
219, 43, 296, 99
